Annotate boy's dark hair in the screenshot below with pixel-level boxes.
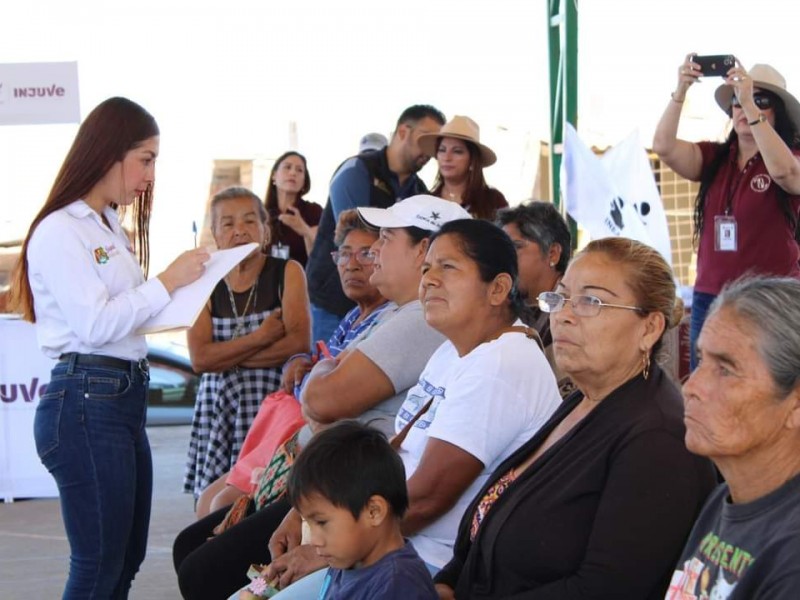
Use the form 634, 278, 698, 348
287, 421, 409, 520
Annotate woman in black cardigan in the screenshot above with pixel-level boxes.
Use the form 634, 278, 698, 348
435, 238, 717, 599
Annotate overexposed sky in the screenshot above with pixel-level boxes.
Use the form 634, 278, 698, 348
2, 0, 797, 271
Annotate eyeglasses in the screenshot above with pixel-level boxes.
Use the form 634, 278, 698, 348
731, 93, 774, 110
537, 291, 646, 318
330, 249, 376, 266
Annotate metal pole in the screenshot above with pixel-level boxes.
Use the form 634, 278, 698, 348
547, 0, 578, 217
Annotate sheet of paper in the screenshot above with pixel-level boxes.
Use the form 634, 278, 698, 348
136, 242, 258, 335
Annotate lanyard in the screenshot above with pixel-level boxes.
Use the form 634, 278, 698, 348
723, 161, 744, 216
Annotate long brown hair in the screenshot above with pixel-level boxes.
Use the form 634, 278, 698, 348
8, 97, 159, 322
264, 151, 311, 213
430, 138, 496, 219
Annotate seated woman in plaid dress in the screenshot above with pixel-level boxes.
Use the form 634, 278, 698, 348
183, 186, 311, 499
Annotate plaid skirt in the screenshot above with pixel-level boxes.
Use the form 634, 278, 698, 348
183, 310, 282, 497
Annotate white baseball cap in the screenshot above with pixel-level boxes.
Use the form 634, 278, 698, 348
358, 132, 388, 153
357, 194, 472, 232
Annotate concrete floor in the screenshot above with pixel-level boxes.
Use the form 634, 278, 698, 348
0, 425, 195, 598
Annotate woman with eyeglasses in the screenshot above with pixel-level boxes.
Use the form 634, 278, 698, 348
653, 57, 800, 370
279, 209, 390, 395
434, 237, 717, 600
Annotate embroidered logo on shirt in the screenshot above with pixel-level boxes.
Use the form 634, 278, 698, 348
750, 174, 771, 192
93, 247, 109, 264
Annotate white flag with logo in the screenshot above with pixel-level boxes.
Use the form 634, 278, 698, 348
601, 130, 672, 265
562, 123, 653, 249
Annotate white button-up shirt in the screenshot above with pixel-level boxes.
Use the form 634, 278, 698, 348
27, 200, 170, 360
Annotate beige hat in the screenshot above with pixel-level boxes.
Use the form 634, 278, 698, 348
418, 115, 497, 167
715, 64, 800, 129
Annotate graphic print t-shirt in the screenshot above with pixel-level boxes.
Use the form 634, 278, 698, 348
665, 473, 800, 599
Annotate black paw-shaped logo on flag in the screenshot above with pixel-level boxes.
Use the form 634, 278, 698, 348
610, 197, 625, 230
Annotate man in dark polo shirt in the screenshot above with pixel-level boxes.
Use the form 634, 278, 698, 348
305, 105, 445, 343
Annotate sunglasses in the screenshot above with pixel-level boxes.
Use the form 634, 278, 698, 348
731, 93, 774, 110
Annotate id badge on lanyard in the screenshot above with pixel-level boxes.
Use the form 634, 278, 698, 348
714, 214, 738, 252
271, 243, 290, 260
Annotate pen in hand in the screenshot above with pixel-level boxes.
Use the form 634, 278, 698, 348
192, 220, 198, 249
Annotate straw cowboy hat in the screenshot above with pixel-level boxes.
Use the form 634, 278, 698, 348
715, 63, 800, 130
418, 115, 497, 167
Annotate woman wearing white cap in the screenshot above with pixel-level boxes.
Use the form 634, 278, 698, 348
653, 57, 800, 370
419, 116, 508, 220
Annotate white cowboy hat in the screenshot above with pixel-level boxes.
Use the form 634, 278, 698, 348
417, 115, 497, 167
715, 63, 800, 130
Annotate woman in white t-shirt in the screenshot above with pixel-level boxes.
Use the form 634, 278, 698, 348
9, 97, 209, 598
397, 218, 561, 569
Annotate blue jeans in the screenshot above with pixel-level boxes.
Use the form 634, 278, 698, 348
310, 303, 342, 345
34, 355, 152, 599
689, 291, 717, 372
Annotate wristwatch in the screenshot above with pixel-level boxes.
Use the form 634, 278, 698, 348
748, 113, 768, 126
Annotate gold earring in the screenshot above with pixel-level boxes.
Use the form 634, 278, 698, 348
642, 351, 651, 380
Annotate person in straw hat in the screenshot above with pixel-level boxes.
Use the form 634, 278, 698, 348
653, 57, 800, 370
418, 115, 508, 220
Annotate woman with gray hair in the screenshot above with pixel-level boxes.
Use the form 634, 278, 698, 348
666, 276, 800, 599
496, 201, 572, 394
184, 186, 311, 499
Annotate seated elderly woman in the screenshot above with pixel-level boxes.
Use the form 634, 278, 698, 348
496, 201, 573, 395
192, 208, 390, 519
666, 277, 800, 600
434, 237, 717, 600
173, 195, 468, 600
183, 186, 310, 500
261, 218, 561, 599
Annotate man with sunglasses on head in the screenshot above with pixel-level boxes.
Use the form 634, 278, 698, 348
305, 105, 446, 345
653, 57, 800, 371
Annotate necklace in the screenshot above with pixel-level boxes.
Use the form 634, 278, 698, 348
225, 277, 258, 338
443, 186, 463, 204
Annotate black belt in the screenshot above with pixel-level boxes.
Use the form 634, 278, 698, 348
59, 352, 149, 373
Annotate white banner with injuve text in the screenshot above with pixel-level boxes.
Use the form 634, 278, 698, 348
0, 62, 80, 126
0, 317, 58, 501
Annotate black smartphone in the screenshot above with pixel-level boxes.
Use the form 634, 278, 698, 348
693, 54, 735, 77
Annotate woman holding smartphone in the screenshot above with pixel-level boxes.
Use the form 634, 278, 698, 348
653, 57, 800, 369
9, 97, 209, 598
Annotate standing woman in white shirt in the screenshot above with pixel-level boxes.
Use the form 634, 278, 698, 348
8, 96, 209, 599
